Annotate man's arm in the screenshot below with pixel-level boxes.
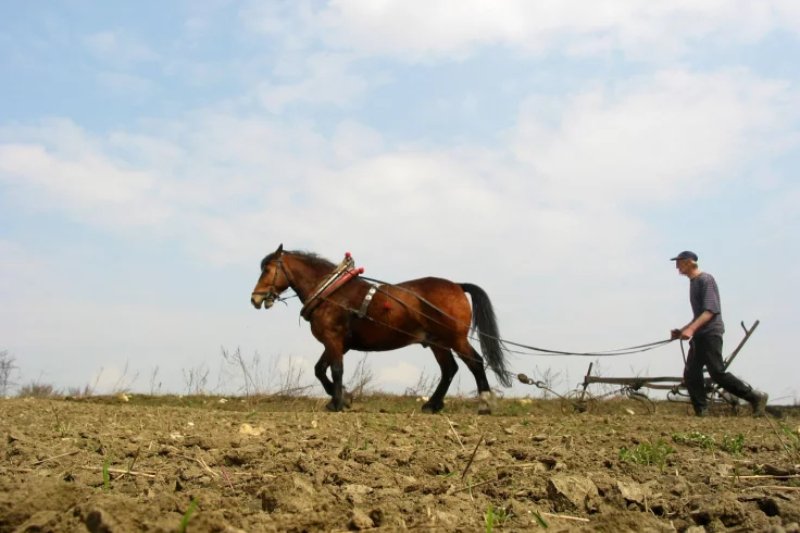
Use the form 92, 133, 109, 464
677, 310, 715, 340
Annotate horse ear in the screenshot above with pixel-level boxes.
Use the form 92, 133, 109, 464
276, 243, 283, 255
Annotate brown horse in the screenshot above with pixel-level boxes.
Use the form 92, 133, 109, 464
250, 245, 511, 413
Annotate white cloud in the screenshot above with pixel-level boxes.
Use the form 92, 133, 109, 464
316, 0, 800, 61
512, 69, 794, 205
0, 138, 170, 228
2, 65, 795, 274
331, 120, 385, 163
256, 52, 371, 112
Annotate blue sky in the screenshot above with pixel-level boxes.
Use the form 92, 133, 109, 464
1, 1, 798, 403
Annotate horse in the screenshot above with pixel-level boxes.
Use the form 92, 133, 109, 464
250, 244, 511, 414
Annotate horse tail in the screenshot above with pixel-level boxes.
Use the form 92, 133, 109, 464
460, 283, 512, 387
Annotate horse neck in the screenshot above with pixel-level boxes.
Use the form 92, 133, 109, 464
283, 255, 334, 302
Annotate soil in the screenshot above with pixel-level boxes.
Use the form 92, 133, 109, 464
1, 395, 799, 532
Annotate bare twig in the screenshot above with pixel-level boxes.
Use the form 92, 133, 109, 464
727, 474, 800, 479
0, 349, 17, 396
122, 447, 141, 479
503, 462, 546, 469
80, 466, 155, 478
450, 478, 498, 494
196, 456, 220, 478
445, 416, 465, 451
228, 471, 276, 478
346, 353, 375, 398
31, 450, 80, 466
180, 453, 220, 478
220, 467, 235, 490
460, 433, 484, 481
742, 485, 800, 492
540, 512, 590, 523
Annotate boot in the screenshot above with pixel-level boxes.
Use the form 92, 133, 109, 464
745, 389, 768, 417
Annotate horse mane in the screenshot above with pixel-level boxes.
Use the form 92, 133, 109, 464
289, 250, 336, 269
261, 249, 335, 270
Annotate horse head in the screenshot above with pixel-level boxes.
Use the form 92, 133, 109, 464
251, 244, 291, 309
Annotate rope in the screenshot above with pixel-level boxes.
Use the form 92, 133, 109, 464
282, 273, 673, 359
493, 336, 673, 357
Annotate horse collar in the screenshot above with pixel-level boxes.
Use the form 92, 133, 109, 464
300, 253, 363, 321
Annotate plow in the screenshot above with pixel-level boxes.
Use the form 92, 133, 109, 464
519, 320, 760, 415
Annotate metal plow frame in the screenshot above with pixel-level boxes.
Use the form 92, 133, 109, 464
567, 320, 760, 415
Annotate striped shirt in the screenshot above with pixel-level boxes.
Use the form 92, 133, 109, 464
690, 272, 725, 336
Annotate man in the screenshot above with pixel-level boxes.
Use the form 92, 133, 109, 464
670, 251, 768, 417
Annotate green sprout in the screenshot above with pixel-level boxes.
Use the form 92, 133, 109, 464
180, 497, 199, 533
721, 434, 745, 455
484, 504, 509, 532
619, 439, 674, 470
672, 431, 715, 450
102, 457, 111, 491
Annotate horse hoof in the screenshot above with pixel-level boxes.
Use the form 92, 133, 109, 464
421, 402, 443, 414
326, 401, 343, 412
478, 391, 495, 415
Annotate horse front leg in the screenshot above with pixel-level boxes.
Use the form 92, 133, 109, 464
314, 355, 335, 397
329, 356, 345, 411
316, 348, 350, 412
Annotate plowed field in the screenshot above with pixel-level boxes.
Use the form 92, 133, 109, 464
2, 396, 799, 532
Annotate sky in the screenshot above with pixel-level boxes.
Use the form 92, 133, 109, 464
1, 1, 798, 403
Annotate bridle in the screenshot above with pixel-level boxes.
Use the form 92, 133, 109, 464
252, 258, 296, 306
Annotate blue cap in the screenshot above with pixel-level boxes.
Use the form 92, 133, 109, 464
670, 251, 698, 261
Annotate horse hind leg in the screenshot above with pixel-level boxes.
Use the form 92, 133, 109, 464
456, 344, 495, 415
422, 347, 458, 414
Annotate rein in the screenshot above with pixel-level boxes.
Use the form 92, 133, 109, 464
359, 275, 674, 358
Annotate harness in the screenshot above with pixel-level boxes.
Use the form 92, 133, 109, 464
358, 285, 379, 318
299, 253, 368, 321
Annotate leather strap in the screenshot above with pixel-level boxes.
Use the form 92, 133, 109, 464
358, 285, 379, 318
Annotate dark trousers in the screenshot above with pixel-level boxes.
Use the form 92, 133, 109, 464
684, 335, 752, 412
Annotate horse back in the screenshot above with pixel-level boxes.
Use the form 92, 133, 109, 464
391, 277, 472, 332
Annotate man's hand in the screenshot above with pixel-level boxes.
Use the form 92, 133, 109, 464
671, 327, 693, 340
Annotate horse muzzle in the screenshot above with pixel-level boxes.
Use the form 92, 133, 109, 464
251, 293, 276, 309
